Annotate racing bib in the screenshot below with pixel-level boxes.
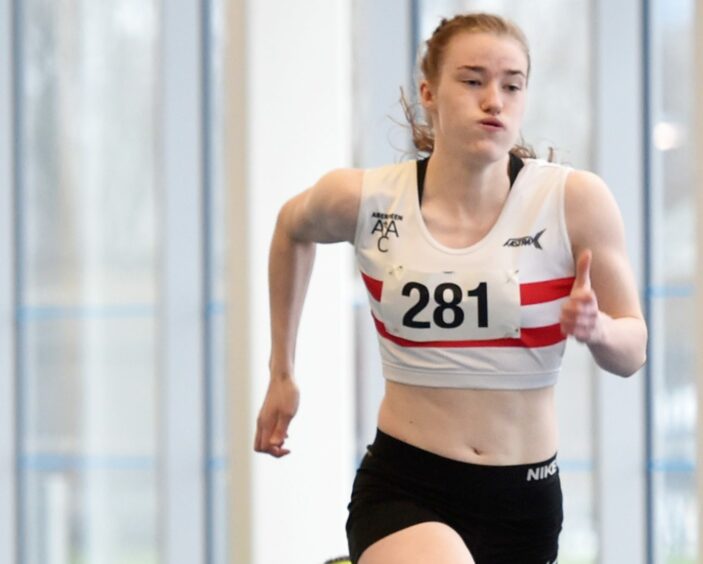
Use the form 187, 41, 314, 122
380, 266, 521, 341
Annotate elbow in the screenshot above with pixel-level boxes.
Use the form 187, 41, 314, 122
276, 198, 310, 243
628, 322, 648, 376
615, 336, 648, 378
617, 351, 647, 378
597, 321, 648, 378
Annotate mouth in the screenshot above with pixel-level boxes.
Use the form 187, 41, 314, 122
478, 118, 505, 130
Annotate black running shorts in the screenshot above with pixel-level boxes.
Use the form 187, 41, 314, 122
345, 429, 563, 564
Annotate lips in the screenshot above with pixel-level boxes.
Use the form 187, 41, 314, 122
479, 118, 505, 129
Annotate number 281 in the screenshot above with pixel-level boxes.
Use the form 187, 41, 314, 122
402, 281, 488, 329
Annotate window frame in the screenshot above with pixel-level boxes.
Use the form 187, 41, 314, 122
159, 0, 208, 562
0, 0, 17, 561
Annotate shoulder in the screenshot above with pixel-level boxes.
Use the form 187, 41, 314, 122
562, 168, 625, 252
303, 167, 364, 213
564, 168, 619, 221
316, 160, 412, 189
313, 167, 364, 191
311, 160, 414, 210
286, 161, 415, 244
284, 167, 362, 243
564, 168, 611, 202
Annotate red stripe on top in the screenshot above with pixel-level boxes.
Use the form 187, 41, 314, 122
372, 314, 566, 349
519, 277, 575, 305
360, 271, 575, 305
361, 271, 383, 302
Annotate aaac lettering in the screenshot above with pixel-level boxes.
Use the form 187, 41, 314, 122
370, 212, 403, 253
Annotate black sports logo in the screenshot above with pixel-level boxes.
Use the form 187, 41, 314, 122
503, 228, 546, 250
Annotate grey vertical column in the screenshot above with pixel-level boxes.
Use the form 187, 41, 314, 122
160, 0, 206, 562
592, 0, 647, 562
0, 0, 16, 561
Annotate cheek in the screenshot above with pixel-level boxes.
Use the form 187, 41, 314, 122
513, 95, 528, 118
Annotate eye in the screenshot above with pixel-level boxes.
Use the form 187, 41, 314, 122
462, 79, 482, 86
504, 84, 522, 92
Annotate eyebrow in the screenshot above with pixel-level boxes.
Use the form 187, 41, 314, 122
456, 65, 526, 78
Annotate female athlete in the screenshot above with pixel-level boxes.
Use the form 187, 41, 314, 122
254, 12, 647, 564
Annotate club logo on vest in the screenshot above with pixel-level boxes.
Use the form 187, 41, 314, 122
503, 228, 546, 250
526, 459, 558, 482
371, 212, 403, 253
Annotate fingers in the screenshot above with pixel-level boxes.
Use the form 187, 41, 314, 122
270, 414, 292, 446
253, 377, 299, 458
560, 248, 600, 342
560, 310, 598, 341
560, 289, 599, 342
254, 412, 293, 458
573, 249, 592, 291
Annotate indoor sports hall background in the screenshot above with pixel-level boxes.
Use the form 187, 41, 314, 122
0, 0, 700, 563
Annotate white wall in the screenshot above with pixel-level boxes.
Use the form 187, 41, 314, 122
228, 1, 355, 563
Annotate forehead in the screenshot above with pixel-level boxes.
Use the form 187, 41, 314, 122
442, 32, 528, 74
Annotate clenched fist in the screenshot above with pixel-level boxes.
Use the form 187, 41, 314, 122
254, 376, 300, 458
560, 249, 604, 344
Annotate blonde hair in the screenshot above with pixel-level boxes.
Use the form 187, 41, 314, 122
402, 13, 537, 159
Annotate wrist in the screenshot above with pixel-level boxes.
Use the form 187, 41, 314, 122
269, 359, 294, 381
588, 311, 611, 347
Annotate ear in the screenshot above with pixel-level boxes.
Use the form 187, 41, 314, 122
419, 79, 436, 112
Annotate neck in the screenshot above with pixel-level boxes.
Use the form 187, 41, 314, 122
424, 148, 511, 213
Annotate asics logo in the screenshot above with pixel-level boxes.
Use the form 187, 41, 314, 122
504, 228, 546, 250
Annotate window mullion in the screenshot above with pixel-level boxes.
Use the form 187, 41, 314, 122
0, 0, 17, 561
160, 0, 207, 562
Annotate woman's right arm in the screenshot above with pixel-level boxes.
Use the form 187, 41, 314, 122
254, 168, 363, 458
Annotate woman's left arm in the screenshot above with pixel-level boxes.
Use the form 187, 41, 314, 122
561, 169, 648, 377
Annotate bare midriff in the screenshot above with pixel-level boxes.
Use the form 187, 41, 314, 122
377, 380, 558, 466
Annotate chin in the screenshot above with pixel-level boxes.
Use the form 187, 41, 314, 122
462, 141, 510, 164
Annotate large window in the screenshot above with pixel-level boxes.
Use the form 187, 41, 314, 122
11, 1, 230, 562
16, 1, 160, 562
647, 0, 697, 561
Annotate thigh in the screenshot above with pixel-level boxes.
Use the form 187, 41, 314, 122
359, 522, 475, 564
465, 475, 563, 563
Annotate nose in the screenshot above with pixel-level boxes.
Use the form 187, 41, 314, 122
480, 83, 503, 114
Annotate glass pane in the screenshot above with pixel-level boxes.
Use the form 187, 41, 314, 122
650, 298, 696, 463
648, 0, 697, 561
206, 0, 228, 561
18, 1, 159, 562
652, 471, 697, 564
21, 318, 157, 456
22, 470, 158, 564
417, 2, 596, 562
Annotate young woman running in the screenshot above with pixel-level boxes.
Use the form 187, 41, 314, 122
254, 13, 647, 564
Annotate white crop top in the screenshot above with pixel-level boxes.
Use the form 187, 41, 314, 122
354, 158, 575, 390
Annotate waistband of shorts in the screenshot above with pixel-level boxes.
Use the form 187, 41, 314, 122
368, 428, 559, 487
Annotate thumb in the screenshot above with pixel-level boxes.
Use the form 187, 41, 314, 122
573, 249, 592, 292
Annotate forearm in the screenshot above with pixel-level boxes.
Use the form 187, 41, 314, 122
588, 313, 648, 377
268, 210, 316, 381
